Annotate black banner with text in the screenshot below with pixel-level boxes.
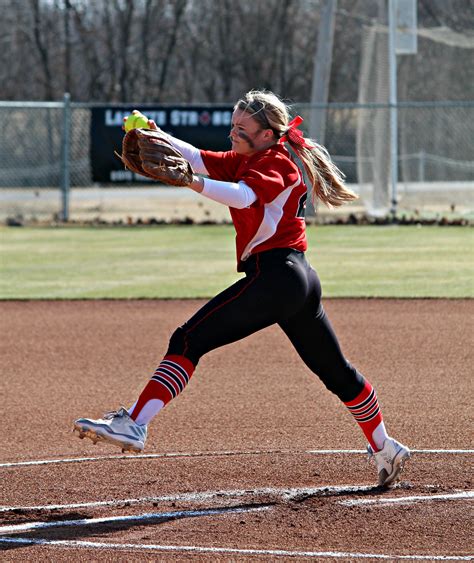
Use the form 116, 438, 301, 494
90, 106, 233, 183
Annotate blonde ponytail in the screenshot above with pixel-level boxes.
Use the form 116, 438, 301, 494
288, 139, 358, 208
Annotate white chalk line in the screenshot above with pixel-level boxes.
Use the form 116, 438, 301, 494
1, 448, 472, 469
0, 484, 376, 513
1, 485, 471, 560
0, 505, 270, 535
1, 485, 471, 515
340, 490, 474, 506
0, 537, 471, 560
0, 448, 470, 561
0, 449, 344, 468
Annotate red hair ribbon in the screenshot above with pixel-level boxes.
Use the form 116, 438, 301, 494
279, 115, 312, 148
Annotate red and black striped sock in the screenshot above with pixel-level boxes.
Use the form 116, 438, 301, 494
129, 355, 195, 426
344, 380, 385, 451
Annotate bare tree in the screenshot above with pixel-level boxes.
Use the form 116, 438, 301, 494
1, 0, 472, 103
116, 0, 135, 102
31, 0, 56, 99
70, 3, 106, 100
161, 0, 187, 97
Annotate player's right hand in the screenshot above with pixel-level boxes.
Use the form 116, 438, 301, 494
147, 119, 159, 131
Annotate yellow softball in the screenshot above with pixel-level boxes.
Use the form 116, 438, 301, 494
124, 112, 150, 132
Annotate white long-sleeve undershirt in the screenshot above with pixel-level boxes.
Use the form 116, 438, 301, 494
163, 130, 258, 209
201, 178, 258, 209
162, 133, 209, 175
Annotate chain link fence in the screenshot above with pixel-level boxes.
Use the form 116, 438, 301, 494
0, 98, 472, 223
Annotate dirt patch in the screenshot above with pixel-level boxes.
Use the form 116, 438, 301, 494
0, 299, 472, 560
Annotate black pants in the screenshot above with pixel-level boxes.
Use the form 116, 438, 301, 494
167, 248, 365, 402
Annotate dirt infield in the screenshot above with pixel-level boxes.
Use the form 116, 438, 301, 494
1, 299, 473, 561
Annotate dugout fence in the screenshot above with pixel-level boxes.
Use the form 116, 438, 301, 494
0, 97, 472, 223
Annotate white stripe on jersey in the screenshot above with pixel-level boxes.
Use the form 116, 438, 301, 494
240, 177, 301, 262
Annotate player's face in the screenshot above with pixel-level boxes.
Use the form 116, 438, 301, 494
229, 109, 275, 155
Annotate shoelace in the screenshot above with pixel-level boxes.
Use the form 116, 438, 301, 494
103, 409, 125, 420
103, 408, 146, 433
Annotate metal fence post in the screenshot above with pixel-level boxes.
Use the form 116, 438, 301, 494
418, 150, 426, 182
388, 0, 399, 217
60, 92, 71, 221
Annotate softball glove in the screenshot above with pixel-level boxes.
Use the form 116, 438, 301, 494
118, 129, 194, 186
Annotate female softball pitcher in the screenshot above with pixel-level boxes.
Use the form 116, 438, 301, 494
74, 90, 410, 487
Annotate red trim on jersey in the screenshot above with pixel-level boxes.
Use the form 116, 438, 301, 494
201, 144, 308, 270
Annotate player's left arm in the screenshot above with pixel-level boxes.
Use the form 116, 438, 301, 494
189, 177, 257, 209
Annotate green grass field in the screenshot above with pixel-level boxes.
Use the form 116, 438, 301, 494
0, 225, 472, 299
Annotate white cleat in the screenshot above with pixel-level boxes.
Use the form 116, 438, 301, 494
368, 437, 411, 487
73, 407, 147, 453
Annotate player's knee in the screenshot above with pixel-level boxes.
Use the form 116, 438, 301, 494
167, 327, 202, 366
167, 326, 187, 355
319, 363, 365, 402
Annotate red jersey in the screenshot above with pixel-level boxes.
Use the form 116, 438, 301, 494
201, 144, 308, 270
